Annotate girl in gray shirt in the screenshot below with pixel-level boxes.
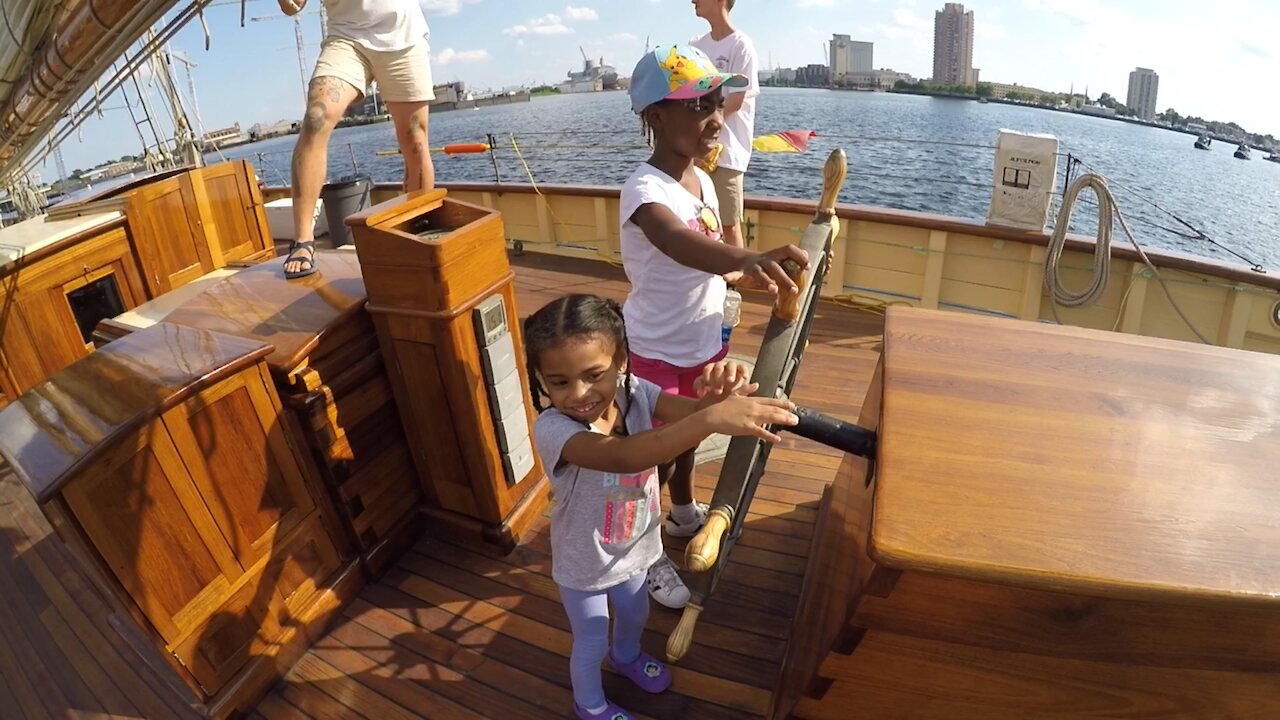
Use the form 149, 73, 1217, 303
525, 293, 797, 720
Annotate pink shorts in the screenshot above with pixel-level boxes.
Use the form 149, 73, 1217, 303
630, 345, 729, 426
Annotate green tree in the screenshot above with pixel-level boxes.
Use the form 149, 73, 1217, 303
976, 82, 993, 97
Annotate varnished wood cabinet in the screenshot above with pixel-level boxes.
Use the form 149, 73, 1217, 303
48, 160, 274, 296
0, 222, 147, 400
0, 322, 355, 716
0, 160, 275, 407
93, 249, 423, 579
350, 189, 548, 552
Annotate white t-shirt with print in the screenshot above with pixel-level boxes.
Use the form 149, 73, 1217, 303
323, 0, 429, 52
534, 375, 665, 591
691, 31, 759, 173
619, 163, 727, 368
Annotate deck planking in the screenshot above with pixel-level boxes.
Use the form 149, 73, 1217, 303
259, 253, 885, 719
0, 251, 884, 719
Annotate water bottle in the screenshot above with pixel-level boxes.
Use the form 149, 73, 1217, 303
722, 288, 741, 346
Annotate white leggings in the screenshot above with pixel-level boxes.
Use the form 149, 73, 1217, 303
558, 570, 650, 710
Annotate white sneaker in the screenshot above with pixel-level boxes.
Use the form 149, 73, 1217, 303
646, 554, 691, 609
663, 502, 709, 538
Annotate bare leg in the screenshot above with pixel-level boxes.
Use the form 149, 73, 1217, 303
721, 223, 745, 249
386, 101, 434, 192
286, 75, 361, 275
658, 449, 696, 506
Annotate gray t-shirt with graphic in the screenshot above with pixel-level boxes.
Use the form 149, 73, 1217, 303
533, 376, 665, 591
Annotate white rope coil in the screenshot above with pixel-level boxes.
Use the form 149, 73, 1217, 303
1045, 172, 1112, 308
1045, 171, 1210, 343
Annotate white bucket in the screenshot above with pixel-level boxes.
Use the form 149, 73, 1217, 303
263, 198, 328, 241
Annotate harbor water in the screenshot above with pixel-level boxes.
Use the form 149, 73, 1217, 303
211, 88, 1280, 272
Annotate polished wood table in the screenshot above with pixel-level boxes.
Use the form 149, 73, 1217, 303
788, 306, 1280, 719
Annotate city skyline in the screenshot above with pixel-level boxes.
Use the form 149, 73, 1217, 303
42, 0, 1280, 172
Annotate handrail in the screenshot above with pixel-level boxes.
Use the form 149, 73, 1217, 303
256, 177, 1279, 292
352, 181, 1280, 294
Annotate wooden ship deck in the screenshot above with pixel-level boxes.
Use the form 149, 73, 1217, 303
0, 253, 885, 720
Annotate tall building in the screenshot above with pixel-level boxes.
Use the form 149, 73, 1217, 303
932, 3, 975, 87
851, 41, 873, 75
830, 34, 853, 81
1126, 67, 1159, 120
831, 35, 873, 84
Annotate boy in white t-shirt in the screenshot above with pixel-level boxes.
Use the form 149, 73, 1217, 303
692, 0, 759, 251
621, 45, 810, 608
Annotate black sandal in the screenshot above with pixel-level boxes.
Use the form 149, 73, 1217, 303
283, 239, 317, 279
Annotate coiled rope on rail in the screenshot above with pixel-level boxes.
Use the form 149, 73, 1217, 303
1046, 171, 1210, 343
1045, 172, 1113, 309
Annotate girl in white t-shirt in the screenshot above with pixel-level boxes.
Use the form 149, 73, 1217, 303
620, 44, 812, 609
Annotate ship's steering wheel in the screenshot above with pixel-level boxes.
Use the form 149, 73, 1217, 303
666, 148, 877, 662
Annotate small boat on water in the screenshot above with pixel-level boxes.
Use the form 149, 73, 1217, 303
1235, 143, 1252, 159
1267, 151, 1280, 163
1194, 134, 1212, 150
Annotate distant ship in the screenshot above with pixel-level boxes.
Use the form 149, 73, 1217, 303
558, 47, 618, 94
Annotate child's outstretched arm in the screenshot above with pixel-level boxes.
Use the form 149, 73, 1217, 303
632, 203, 809, 296
652, 359, 754, 426
560, 394, 798, 474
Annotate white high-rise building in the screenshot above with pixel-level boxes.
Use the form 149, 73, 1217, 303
1127, 67, 1159, 120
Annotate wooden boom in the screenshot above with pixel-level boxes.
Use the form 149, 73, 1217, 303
668, 148, 848, 662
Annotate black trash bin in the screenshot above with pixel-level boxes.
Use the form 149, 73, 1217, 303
319, 175, 372, 248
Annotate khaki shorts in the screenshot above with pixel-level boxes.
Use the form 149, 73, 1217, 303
313, 37, 435, 103
710, 166, 744, 227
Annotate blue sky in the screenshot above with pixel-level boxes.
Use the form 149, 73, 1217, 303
45, 0, 1280, 172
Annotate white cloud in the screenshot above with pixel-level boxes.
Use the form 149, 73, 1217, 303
975, 21, 1008, 39
565, 6, 599, 21
503, 13, 573, 36
795, 0, 835, 6
433, 48, 491, 65
891, 8, 930, 30
420, 0, 480, 16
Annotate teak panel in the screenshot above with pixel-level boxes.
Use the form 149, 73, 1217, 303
60, 422, 243, 645
0, 322, 274, 503
797, 631, 1280, 720
200, 162, 267, 264
163, 373, 316, 568
874, 306, 1280, 607
131, 175, 213, 294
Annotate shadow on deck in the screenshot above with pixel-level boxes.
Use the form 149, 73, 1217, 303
250, 254, 886, 720
0, 252, 885, 720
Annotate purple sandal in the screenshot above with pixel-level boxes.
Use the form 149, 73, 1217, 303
607, 647, 672, 694
573, 701, 633, 720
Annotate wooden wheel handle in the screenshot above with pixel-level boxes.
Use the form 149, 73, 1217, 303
685, 507, 732, 573
818, 148, 847, 220
666, 601, 703, 662
774, 258, 808, 325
